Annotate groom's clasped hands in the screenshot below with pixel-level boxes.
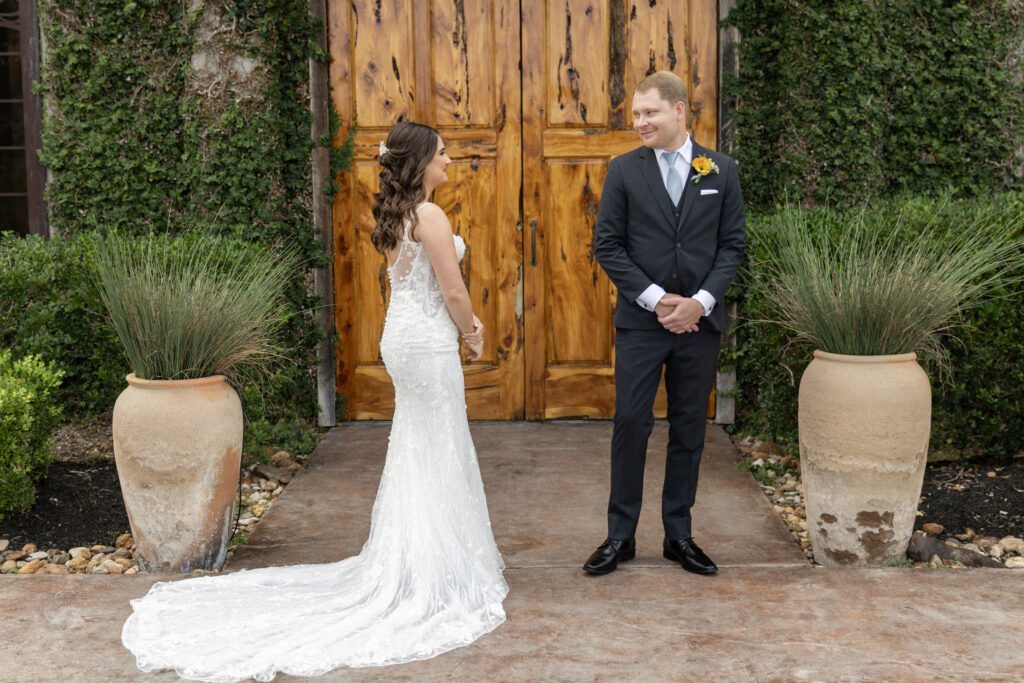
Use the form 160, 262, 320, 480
654, 293, 703, 334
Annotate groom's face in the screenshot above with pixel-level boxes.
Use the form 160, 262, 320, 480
632, 88, 686, 151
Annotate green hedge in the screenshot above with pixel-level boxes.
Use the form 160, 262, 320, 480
724, 0, 1024, 210
0, 232, 121, 417
728, 192, 1024, 460
35, 0, 349, 427
0, 351, 63, 520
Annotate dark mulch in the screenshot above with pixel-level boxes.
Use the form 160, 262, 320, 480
914, 458, 1024, 539
0, 460, 130, 550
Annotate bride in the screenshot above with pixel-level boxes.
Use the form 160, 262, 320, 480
122, 121, 508, 681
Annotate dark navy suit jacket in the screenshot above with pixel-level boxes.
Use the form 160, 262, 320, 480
593, 140, 746, 334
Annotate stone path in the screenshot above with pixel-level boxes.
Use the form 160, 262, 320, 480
2, 422, 1023, 682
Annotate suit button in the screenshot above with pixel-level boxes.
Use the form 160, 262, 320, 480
672, 273, 677, 278
675, 242, 681, 248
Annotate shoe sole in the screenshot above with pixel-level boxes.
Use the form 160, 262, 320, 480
583, 548, 636, 575
663, 550, 718, 575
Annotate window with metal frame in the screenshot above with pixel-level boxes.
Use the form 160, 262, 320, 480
0, 0, 45, 237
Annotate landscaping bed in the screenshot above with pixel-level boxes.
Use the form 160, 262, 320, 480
2, 422, 1021, 573
734, 436, 1024, 568
0, 415, 308, 574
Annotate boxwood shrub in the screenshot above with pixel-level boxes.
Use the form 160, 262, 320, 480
0, 351, 64, 519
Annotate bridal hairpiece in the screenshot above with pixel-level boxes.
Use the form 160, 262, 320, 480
379, 140, 389, 157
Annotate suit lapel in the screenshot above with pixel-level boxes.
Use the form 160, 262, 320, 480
639, 147, 679, 231
675, 142, 705, 231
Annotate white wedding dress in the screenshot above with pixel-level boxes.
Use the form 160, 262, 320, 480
122, 209, 508, 681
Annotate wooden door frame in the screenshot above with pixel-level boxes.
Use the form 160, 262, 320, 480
322, 0, 732, 422
310, 0, 337, 426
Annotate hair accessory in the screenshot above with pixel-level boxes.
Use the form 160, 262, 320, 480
378, 140, 389, 157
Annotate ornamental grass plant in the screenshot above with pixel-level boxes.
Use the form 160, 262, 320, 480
91, 233, 296, 381
758, 201, 1024, 359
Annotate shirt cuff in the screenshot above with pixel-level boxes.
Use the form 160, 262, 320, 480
636, 284, 667, 312
692, 289, 716, 317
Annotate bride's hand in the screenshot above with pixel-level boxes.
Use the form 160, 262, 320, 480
464, 337, 483, 362
462, 317, 484, 346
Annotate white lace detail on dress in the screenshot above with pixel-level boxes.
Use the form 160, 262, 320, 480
384, 212, 466, 348
122, 203, 504, 682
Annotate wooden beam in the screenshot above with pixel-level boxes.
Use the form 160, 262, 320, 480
311, 0, 336, 426
21, 0, 47, 237
716, 0, 742, 425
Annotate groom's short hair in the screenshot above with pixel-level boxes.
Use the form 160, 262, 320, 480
635, 71, 687, 106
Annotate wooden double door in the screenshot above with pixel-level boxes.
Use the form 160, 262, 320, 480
329, 0, 719, 420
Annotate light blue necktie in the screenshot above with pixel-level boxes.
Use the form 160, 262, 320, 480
665, 151, 683, 205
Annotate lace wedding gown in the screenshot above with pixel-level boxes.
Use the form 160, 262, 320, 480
122, 211, 508, 682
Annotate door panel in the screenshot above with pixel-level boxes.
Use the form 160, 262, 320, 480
543, 160, 612, 364
523, 0, 719, 419
545, 0, 608, 127
330, 0, 522, 419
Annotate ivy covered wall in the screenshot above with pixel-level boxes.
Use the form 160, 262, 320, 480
36, 0, 342, 424
725, 0, 1024, 210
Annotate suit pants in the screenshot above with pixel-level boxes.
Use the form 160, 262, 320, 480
608, 326, 721, 541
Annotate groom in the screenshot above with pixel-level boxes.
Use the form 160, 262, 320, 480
586, 71, 746, 576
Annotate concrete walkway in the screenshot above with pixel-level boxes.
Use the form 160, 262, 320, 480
2, 422, 1022, 682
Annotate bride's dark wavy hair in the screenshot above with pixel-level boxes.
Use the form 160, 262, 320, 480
371, 121, 440, 254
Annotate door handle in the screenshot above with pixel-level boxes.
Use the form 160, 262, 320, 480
530, 220, 537, 266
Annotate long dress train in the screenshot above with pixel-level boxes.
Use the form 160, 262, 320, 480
121, 212, 507, 682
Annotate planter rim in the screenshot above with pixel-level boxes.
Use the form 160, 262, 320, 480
125, 373, 227, 388
812, 349, 917, 363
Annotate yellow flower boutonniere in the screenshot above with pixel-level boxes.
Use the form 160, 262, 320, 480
691, 156, 720, 184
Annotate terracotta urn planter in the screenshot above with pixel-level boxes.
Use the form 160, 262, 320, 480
799, 351, 931, 566
112, 374, 242, 572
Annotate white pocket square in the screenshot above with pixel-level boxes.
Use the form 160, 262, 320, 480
700, 189, 719, 195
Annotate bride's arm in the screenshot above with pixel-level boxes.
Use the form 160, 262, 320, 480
416, 204, 478, 338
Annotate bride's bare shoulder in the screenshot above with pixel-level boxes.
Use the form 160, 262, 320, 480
416, 202, 447, 221
414, 203, 451, 237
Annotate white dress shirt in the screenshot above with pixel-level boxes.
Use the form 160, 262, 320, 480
634, 135, 716, 317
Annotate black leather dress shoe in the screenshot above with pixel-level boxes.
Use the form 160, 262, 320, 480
663, 537, 718, 575
583, 538, 636, 575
